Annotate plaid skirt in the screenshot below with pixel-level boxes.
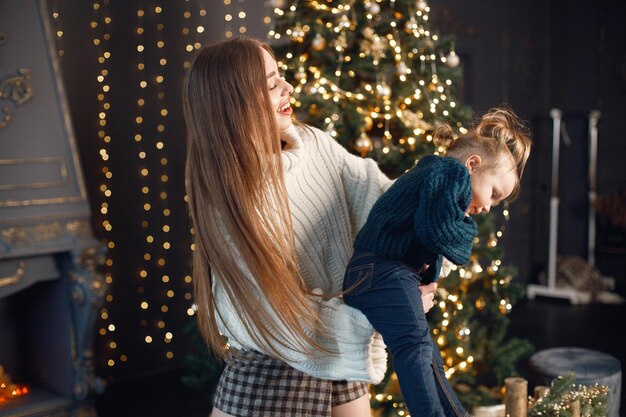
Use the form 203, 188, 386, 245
213, 349, 370, 417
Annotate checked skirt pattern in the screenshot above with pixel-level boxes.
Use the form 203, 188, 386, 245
213, 349, 369, 416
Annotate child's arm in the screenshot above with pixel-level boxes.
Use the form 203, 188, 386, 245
413, 164, 477, 268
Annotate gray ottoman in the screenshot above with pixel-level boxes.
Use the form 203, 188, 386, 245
528, 347, 622, 417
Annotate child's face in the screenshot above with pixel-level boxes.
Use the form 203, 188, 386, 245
465, 155, 517, 216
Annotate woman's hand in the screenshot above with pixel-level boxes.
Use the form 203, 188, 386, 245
420, 282, 437, 313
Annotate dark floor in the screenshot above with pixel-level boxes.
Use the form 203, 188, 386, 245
29, 297, 626, 417
507, 297, 626, 417
91, 367, 215, 417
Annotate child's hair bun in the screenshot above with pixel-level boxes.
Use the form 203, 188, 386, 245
474, 105, 532, 177
432, 123, 455, 153
475, 106, 531, 149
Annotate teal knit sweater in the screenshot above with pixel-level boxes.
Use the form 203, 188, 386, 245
353, 155, 477, 282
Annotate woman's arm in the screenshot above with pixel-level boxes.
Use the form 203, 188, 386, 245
213, 276, 388, 383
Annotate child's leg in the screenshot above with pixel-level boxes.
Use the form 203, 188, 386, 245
344, 252, 447, 417
430, 337, 471, 417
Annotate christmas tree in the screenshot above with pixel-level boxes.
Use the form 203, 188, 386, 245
269, 0, 534, 412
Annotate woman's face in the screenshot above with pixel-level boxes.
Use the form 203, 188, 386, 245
262, 48, 294, 132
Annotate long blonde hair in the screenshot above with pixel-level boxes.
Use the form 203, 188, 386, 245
434, 105, 532, 201
183, 37, 322, 361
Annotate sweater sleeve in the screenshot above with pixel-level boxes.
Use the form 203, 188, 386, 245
211, 229, 387, 383
306, 126, 393, 232
213, 275, 387, 383
413, 164, 477, 266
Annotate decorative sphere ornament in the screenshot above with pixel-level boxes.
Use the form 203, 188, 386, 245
364, 116, 373, 131
355, 132, 373, 155
416, 0, 427, 11
291, 23, 305, 43
270, 0, 286, 8
367, 1, 380, 14
376, 82, 391, 98
311, 34, 326, 51
405, 17, 419, 33
445, 50, 460, 68
397, 61, 408, 75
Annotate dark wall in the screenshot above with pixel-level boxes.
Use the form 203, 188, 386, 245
431, 0, 626, 293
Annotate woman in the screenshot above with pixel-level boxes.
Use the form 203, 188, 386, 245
183, 36, 437, 417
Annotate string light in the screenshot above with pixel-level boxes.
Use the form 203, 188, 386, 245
133, 4, 154, 361
90, 0, 116, 367
50, 0, 65, 57
152, 2, 178, 360
182, 1, 193, 69
224, 0, 236, 39
273, 2, 462, 156
98, 0, 189, 370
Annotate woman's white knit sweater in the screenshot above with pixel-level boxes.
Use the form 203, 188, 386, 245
212, 124, 393, 383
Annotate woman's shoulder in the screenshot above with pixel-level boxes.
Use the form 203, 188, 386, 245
288, 124, 338, 158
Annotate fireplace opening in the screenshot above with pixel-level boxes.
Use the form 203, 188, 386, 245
0, 365, 29, 403
0, 261, 80, 416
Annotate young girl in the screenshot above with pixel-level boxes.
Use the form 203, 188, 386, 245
343, 107, 532, 417
183, 36, 438, 417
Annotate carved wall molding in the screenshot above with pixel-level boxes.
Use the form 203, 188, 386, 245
68, 245, 107, 400
0, 219, 93, 249
0, 68, 35, 129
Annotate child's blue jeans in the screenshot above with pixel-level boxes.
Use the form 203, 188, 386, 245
343, 249, 470, 417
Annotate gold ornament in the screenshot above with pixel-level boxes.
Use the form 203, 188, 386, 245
291, 23, 305, 43
417, 0, 428, 11
396, 61, 408, 75
364, 116, 373, 131
405, 17, 419, 34
498, 299, 512, 314
399, 109, 432, 131
311, 34, 326, 51
366, 1, 380, 14
338, 15, 351, 29
376, 82, 391, 98
332, 33, 348, 51
445, 50, 460, 68
355, 132, 372, 156
360, 27, 387, 62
